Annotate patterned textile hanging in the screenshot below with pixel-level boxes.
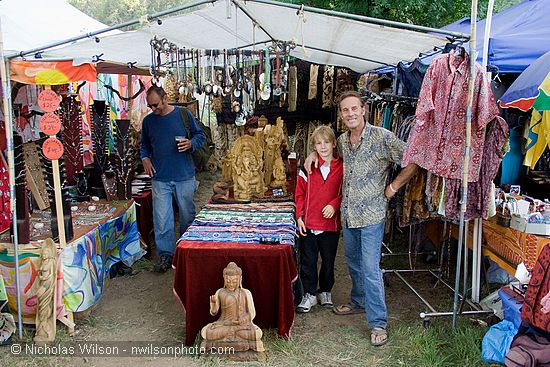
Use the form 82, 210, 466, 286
322, 66, 334, 108
308, 64, 319, 100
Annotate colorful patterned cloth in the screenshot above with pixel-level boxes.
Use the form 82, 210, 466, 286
179, 202, 297, 246
0, 202, 143, 318
403, 50, 499, 181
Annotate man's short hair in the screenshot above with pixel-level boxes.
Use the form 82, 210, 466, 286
337, 90, 363, 109
147, 84, 167, 98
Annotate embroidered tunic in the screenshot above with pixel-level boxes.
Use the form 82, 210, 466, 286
402, 50, 499, 181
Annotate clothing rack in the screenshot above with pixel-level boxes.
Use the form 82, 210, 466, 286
379, 92, 418, 102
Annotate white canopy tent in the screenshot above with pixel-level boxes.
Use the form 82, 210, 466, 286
1, 0, 479, 339
40, 0, 463, 73
0, 0, 117, 55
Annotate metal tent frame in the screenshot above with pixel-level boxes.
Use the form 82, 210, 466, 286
2, 0, 485, 339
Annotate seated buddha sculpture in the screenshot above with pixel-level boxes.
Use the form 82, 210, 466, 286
200, 262, 265, 357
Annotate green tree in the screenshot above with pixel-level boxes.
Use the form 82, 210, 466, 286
69, 0, 522, 29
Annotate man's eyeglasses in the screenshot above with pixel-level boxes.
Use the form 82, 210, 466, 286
147, 102, 159, 109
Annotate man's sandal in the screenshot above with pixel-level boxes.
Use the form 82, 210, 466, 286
332, 303, 364, 315
370, 327, 388, 347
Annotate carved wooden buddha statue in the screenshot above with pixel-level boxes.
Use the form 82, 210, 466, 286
200, 262, 265, 360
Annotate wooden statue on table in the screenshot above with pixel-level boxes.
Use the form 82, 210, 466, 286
263, 118, 285, 187
231, 135, 264, 201
201, 262, 265, 361
271, 156, 287, 192
34, 238, 57, 343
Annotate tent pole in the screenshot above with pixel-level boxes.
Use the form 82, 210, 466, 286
296, 44, 395, 67
0, 18, 23, 339
453, 0, 478, 332
245, 0, 470, 39
470, 0, 494, 305
481, 0, 495, 71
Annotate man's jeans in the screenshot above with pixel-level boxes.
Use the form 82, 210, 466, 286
343, 222, 387, 329
152, 179, 196, 258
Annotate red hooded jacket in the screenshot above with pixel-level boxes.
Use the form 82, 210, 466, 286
295, 155, 343, 232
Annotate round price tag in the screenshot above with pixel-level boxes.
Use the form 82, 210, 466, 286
39, 113, 61, 135
37, 89, 60, 112
42, 137, 64, 160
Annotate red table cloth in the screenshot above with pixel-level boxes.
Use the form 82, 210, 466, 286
173, 241, 297, 346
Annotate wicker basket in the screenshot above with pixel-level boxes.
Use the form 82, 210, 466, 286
497, 213, 511, 227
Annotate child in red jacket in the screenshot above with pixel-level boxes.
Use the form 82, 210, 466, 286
295, 125, 343, 313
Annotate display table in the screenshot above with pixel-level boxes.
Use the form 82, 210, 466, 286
173, 241, 297, 346
132, 190, 154, 251
0, 200, 144, 323
426, 217, 550, 275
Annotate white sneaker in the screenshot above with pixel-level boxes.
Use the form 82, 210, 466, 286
318, 292, 333, 307
296, 293, 317, 313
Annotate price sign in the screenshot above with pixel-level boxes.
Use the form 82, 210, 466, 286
42, 137, 64, 160
37, 89, 60, 112
39, 113, 61, 135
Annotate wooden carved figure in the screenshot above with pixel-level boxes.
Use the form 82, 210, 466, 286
263, 118, 284, 187
201, 262, 265, 361
231, 136, 264, 200
34, 238, 57, 343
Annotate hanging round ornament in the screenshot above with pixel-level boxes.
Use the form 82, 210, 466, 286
42, 137, 64, 160
37, 89, 60, 112
39, 112, 62, 136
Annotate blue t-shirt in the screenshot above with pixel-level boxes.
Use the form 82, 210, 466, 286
140, 107, 206, 182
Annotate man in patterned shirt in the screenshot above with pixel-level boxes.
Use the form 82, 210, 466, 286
305, 90, 417, 346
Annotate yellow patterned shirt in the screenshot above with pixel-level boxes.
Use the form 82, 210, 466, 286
338, 124, 405, 228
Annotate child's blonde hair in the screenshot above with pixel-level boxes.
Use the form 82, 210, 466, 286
309, 125, 336, 152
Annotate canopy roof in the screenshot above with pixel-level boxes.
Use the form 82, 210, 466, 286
443, 0, 550, 73
41, 0, 450, 73
0, 0, 115, 54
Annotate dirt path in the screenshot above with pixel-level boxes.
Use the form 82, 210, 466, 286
2, 170, 457, 366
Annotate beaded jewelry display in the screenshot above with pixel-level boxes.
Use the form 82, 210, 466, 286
112, 119, 133, 200
14, 134, 30, 243
90, 100, 111, 173
60, 96, 84, 185
0, 155, 11, 234
101, 171, 118, 201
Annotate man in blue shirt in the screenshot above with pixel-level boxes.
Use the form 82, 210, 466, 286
140, 85, 206, 273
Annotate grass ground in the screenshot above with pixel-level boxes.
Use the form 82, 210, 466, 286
0, 171, 501, 366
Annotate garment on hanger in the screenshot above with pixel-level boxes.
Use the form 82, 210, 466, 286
397, 58, 429, 97
403, 50, 500, 182
443, 116, 509, 220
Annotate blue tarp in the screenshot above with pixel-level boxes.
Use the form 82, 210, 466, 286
443, 0, 550, 73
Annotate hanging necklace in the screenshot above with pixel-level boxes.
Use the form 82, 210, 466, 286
91, 101, 111, 172
60, 96, 84, 183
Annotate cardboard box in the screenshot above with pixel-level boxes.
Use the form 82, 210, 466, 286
510, 215, 550, 236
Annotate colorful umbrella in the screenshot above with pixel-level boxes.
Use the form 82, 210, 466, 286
499, 50, 550, 111
521, 72, 550, 168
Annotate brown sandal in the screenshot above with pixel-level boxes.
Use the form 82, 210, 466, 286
332, 303, 364, 315
370, 327, 388, 347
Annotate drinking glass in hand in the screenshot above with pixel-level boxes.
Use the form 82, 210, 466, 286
175, 136, 187, 153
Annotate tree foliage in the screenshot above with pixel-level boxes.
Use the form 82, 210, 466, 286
69, 0, 522, 29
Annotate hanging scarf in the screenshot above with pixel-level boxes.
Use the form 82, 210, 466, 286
287, 66, 298, 112
308, 64, 319, 100
322, 66, 334, 108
